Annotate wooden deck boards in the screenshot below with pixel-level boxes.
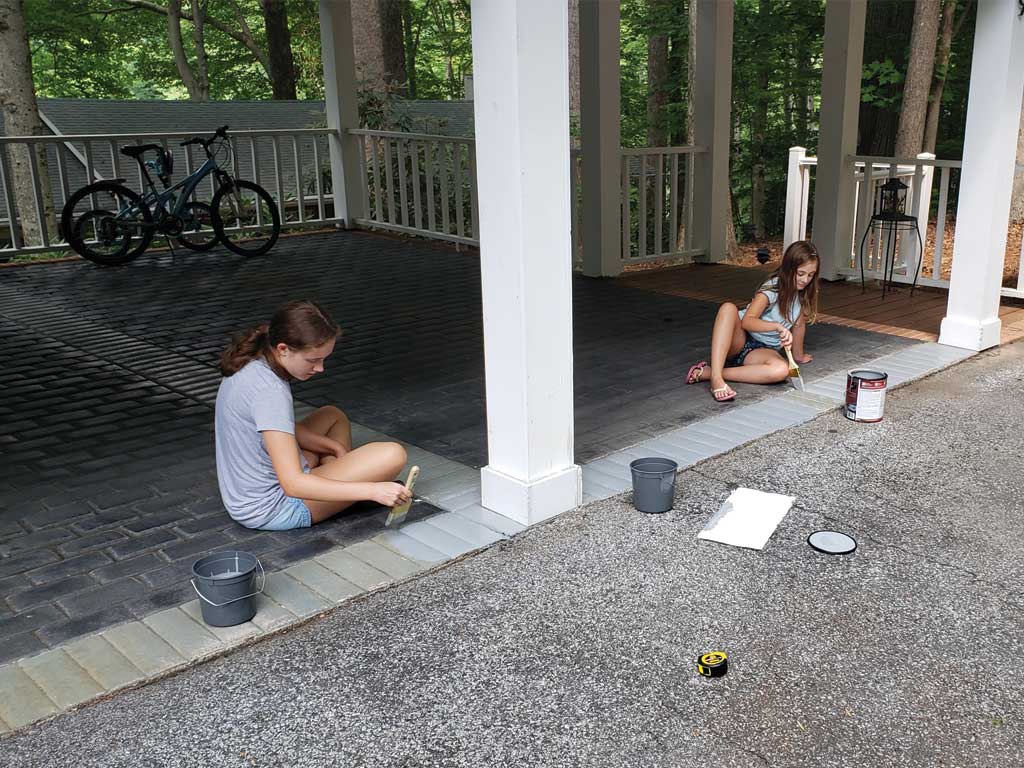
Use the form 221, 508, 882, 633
619, 263, 1024, 345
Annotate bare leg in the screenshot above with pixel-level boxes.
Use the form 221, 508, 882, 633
719, 348, 790, 384
692, 303, 746, 396
302, 442, 408, 523
298, 405, 352, 466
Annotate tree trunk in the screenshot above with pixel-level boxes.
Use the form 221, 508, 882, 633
262, 0, 297, 99
894, 0, 941, 157
192, 1, 210, 99
646, 1, 670, 146
923, 0, 968, 154
859, 0, 915, 155
686, 0, 696, 146
568, 0, 581, 119
0, 0, 57, 248
168, 0, 204, 100
401, 1, 419, 99
379, 0, 407, 93
750, 0, 771, 241
1011, 92, 1024, 223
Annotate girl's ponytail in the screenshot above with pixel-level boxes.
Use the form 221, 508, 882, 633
219, 323, 270, 376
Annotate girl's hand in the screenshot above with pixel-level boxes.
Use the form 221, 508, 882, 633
373, 482, 412, 508
331, 441, 349, 460
777, 325, 793, 348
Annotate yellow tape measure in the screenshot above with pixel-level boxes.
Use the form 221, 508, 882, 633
697, 650, 728, 678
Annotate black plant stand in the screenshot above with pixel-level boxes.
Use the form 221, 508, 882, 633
858, 212, 924, 298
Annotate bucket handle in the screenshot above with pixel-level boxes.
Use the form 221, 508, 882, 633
190, 558, 265, 607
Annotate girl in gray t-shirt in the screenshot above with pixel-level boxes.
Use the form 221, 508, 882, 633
685, 240, 821, 402
215, 300, 411, 530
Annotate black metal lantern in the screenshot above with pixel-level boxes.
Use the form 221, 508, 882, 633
878, 177, 908, 219
755, 246, 771, 264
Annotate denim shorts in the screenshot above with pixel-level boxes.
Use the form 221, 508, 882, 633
257, 496, 312, 531
726, 333, 783, 368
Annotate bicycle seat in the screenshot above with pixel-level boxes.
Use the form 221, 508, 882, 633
120, 144, 162, 158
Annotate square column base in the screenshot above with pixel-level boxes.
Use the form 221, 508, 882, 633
938, 315, 1001, 351
481, 464, 582, 526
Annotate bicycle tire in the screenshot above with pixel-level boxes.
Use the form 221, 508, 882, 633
62, 182, 153, 266
175, 201, 219, 252
210, 180, 280, 257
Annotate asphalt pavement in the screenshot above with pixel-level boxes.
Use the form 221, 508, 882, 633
2, 343, 1022, 767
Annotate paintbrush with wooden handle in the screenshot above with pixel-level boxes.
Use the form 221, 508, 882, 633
783, 346, 805, 392
385, 465, 419, 528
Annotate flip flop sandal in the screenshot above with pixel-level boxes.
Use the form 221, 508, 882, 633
711, 386, 736, 402
686, 360, 708, 385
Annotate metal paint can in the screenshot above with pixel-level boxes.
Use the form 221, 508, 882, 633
845, 370, 888, 422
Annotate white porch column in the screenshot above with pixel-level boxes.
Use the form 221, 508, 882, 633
811, 0, 866, 281
939, 2, 1024, 351
471, 0, 582, 525
579, 0, 622, 277
691, 0, 734, 263
318, 0, 366, 226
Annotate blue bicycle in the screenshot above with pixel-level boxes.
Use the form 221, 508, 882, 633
61, 126, 280, 266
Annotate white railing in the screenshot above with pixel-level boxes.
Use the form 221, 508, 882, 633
350, 129, 478, 246
0, 127, 340, 258
785, 146, 1024, 300
620, 146, 704, 264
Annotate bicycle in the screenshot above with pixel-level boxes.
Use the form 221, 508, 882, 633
61, 126, 280, 266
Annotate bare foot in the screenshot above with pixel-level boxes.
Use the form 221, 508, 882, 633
794, 353, 813, 364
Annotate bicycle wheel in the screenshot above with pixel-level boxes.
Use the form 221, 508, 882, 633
210, 180, 280, 257
62, 182, 153, 266
175, 202, 218, 252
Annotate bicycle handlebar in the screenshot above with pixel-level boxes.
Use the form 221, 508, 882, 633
179, 125, 230, 148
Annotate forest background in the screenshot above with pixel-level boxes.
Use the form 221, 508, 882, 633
2, 0, 1022, 257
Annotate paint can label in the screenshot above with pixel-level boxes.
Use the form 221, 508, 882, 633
846, 371, 887, 422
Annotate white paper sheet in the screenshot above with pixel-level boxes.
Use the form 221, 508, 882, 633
697, 487, 795, 550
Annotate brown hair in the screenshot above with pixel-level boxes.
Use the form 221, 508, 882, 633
762, 240, 820, 325
219, 299, 341, 377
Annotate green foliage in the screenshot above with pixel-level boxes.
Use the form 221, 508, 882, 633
860, 59, 904, 109
19, 0, 976, 243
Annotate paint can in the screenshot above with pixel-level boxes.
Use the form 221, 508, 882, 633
845, 370, 888, 422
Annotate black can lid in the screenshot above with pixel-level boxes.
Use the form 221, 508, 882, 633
848, 370, 887, 381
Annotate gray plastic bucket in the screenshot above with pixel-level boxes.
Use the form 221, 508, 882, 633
191, 550, 264, 627
630, 457, 679, 513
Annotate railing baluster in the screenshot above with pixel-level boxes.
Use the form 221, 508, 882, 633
454, 142, 465, 238
291, 135, 305, 223
55, 145, 70, 233
109, 140, 121, 183
0, 144, 22, 250
25, 141, 50, 247
934, 167, 950, 280
686, 152, 695, 252
424, 141, 436, 233
654, 153, 663, 256
410, 140, 422, 231
854, 163, 874, 271
621, 154, 630, 260
439, 142, 451, 235
397, 138, 409, 227
250, 136, 264, 227
638, 155, 647, 259
468, 144, 479, 241
272, 136, 285, 222
669, 153, 678, 254
312, 134, 326, 221
570, 150, 580, 265
382, 138, 395, 224
84, 141, 100, 212
369, 136, 383, 222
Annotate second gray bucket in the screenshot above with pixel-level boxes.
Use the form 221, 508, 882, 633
191, 550, 265, 627
629, 457, 679, 513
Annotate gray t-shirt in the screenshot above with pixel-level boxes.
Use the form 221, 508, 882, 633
215, 358, 304, 528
